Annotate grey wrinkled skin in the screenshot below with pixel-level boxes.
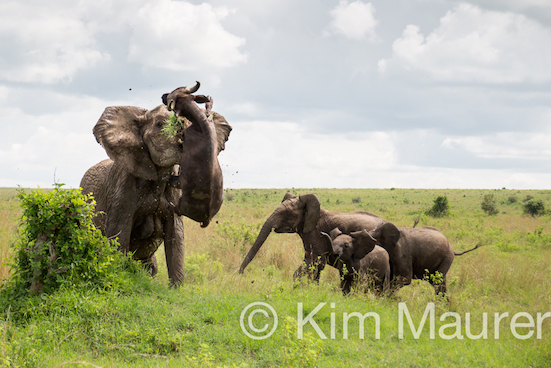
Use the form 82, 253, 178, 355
365, 223, 480, 295
81, 101, 231, 286
162, 82, 232, 228
321, 229, 390, 295
238, 192, 386, 282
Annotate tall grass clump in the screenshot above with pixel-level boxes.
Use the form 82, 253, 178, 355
1, 184, 139, 299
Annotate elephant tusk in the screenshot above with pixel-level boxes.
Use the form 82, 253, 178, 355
168, 100, 175, 111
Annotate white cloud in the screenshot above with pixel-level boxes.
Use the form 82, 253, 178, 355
0, 90, 111, 188
379, 3, 551, 83
442, 132, 551, 160
0, 1, 110, 84
221, 120, 396, 188
128, 1, 248, 71
328, 1, 379, 41
0, 0, 247, 84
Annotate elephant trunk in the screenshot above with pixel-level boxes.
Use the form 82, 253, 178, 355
320, 232, 339, 255
239, 212, 278, 274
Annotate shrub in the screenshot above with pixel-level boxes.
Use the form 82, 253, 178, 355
506, 196, 518, 204
3, 184, 131, 297
481, 194, 499, 216
523, 199, 546, 217
351, 196, 361, 204
523, 195, 534, 203
426, 195, 449, 218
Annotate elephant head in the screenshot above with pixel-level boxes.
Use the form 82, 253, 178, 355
238, 192, 321, 274
369, 222, 401, 254
161, 81, 232, 227
93, 104, 182, 180
321, 228, 379, 273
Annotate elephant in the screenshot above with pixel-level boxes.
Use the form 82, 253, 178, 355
162, 81, 228, 228
238, 192, 385, 281
321, 228, 390, 295
339, 222, 480, 295
80, 97, 231, 286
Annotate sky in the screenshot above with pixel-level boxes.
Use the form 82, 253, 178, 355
1, 0, 551, 189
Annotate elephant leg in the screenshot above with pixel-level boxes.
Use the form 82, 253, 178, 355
144, 254, 158, 277
390, 273, 412, 294
340, 273, 354, 295
432, 258, 453, 296
164, 214, 185, 287
293, 253, 327, 282
106, 214, 133, 253
433, 278, 447, 295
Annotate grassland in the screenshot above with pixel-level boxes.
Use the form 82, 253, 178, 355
1, 187, 551, 367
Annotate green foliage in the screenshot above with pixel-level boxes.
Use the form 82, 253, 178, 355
426, 195, 449, 218
523, 199, 546, 217
3, 185, 134, 297
283, 316, 322, 367
424, 269, 444, 285
1, 188, 551, 366
215, 221, 260, 250
161, 112, 187, 138
506, 195, 518, 204
526, 228, 551, 248
185, 252, 223, 283
481, 194, 499, 216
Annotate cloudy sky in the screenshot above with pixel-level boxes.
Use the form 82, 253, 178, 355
1, 0, 551, 189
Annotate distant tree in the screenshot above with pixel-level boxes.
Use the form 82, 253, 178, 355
523, 199, 546, 217
427, 195, 449, 218
506, 196, 518, 204
481, 194, 499, 216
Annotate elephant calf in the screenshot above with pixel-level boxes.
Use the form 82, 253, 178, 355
322, 228, 390, 295
360, 223, 479, 295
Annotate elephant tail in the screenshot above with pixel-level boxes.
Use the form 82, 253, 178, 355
454, 243, 482, 256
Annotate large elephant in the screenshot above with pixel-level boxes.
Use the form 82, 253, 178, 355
336, 222, 480, 295
161, 82, 228, 228
321, 228, 390, 295
238, 192, 385, 281
80, 98, 231, 286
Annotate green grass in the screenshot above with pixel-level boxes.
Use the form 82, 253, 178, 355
1, 188, 551, 367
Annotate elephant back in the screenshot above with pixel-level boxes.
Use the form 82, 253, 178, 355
80, 159, 114, 230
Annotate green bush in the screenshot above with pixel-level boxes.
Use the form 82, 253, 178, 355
523, 199, 546, 217
426, 195, 449, 218
481, 194, 499, 216
161, 112, 187, 138
506, 195, 518, 204
3, 185, 134, 297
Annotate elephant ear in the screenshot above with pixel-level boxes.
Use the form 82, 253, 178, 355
93, 106, 158, 180
329, 227, 342, 240
372, 222, 401, 251
350, 229, 378, 260
211, 112, 232, 154
299, 193, 321, 234
283, 192, 297, 202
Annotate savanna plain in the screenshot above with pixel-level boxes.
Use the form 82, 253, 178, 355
1, 187, 550, 367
